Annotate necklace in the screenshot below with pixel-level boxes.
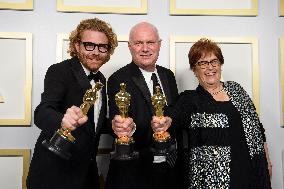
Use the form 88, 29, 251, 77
211, 87, 225, 95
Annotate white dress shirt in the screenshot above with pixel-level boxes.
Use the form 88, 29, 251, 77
139, 68, 166, 163
82, 64, 102, 132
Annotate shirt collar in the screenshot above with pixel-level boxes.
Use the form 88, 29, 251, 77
139, 67, 157, 84
80, 62, 99, 76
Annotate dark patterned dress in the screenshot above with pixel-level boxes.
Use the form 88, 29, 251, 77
173, 81, 271, 189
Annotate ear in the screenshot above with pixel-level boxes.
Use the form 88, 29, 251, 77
193, 69, 197, 77
158, 40, 162, 48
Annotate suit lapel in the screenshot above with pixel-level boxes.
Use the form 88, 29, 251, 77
70, 57, 91, 92
157, 66, 172, 106
70, 57, 97, 135
129, 62, 154, 115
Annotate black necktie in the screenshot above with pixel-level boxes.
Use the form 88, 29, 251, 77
151, 73, 161, 94
88, 72, 100, 82
151, 73, 176, 167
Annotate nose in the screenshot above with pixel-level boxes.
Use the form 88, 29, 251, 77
207, 62, 214, 69
91, 46, 100, 55
141, 43, 149, 52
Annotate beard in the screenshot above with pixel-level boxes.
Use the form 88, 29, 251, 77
77, 52, 110, 72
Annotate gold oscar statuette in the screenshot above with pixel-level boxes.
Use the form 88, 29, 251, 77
42, 82, 104, 159
151, 86, 171, 142
111, 83, 138, 160
57, 82, 104, 141
115, 83, 133, 144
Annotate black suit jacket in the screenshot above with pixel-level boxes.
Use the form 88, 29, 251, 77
27, 57, 107, 189
105, 62, 178, 189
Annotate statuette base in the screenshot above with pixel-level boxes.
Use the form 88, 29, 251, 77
151, 136, 175, 156
42, 131, 74, 160
110, 140, 139, 161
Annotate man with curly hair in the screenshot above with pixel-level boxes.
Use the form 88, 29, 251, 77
27, 18, 118, 189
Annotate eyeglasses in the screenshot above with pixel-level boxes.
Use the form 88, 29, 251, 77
195, 59, 221, 69
81, 42, 110, 53
130, 40, 160, 48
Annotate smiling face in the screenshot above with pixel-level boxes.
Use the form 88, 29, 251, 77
75, 30, 110, 72
128, 22, 161, 72
193, 52, 222, 89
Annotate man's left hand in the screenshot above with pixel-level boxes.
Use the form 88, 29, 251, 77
151, 116, 172, 133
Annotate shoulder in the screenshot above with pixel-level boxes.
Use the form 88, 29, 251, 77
178, 90, 197, 102
110, 63, 131, 77
45, 58, 76, 81
156, 65, 176, 84
224, 81, 245, 91
48, 58, 74, 72
181, 89, 197, 96
157, 65, 174, 75
107, 63, 133, 87
224, 81, 251, 100
173, 90, 197, 115
108, 62, 136, 82
225, 81, 241, 87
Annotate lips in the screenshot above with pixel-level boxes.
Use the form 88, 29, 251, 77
205, 71, 216, 76
87, 55, 101, 61
88, 57, 97, 61
140, 53, 152, 57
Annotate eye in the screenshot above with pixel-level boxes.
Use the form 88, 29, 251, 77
134, 42, 142, 46
147, 41, 155, 45
198, 61, 208, 66
98, 44, 109, 49
211, 59, 220, 66
84, 42, 94, 47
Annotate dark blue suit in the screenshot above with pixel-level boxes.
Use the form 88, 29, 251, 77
105, 62, 179, 189
27, 57, 108, 189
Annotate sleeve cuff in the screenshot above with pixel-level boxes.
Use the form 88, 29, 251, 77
129, 122, 136, 137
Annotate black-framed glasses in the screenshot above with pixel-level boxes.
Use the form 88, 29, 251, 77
81, 42, 110, 53
196, 59, 221, 69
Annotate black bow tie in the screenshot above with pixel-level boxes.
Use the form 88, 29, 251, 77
87, 72, 100, 82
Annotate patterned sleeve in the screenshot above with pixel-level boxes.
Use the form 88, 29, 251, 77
259, 123, 266, 142
227, 81, 271, 189
230, 81, 267, 142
